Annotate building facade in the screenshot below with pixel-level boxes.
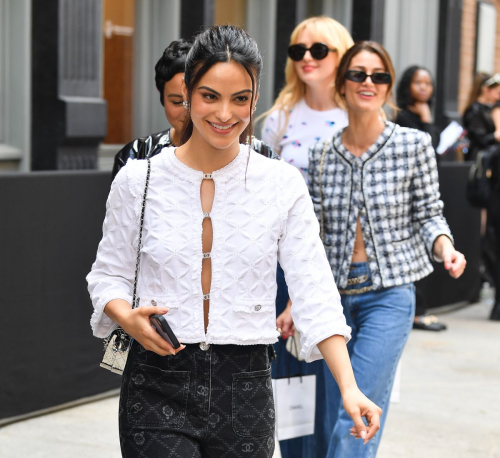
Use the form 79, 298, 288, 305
0, 0, 499, 172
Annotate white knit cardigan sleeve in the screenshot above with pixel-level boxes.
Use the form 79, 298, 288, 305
276, 162, 351, 362
86, 159, 147, 338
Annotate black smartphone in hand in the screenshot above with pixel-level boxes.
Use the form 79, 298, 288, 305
149, 314, 181, 349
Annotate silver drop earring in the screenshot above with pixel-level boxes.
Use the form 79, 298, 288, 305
182, 100, 190, 110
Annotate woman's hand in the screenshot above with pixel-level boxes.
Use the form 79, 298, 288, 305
318, 335, 381, 444
276, 299, 294, 338
432, 235, 467, 278
408, 102, 432, 124
342, 386, 382, 444
104, 299, 185, 356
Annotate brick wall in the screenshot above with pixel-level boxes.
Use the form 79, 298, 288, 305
458, 0, 500, 114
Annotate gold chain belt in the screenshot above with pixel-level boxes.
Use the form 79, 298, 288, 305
346, 275, 369, 285
339, 274, 373, 295
338, 285, 374, 295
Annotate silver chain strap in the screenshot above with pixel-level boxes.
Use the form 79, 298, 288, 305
131, 158, 151, 309
318, 140, 329, 243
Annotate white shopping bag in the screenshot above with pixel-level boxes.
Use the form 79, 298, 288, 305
390, 360, 401, 403
272, 374, 316, 441
272, 435, 282, 458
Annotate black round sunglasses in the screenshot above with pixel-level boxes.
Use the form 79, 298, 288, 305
345, 70, 392, 85
288, 43, 337, 61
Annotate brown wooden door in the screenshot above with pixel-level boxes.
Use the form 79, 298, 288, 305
103, 0, 135, 144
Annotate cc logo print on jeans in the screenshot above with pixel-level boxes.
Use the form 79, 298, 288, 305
126, 363, 190, 429
232, 367, 275, 438
242, 442, 255, 453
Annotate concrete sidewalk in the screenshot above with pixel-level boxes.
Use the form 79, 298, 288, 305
1, 300, 499, 457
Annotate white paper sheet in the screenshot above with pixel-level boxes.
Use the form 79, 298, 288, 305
437, 121, 464, 155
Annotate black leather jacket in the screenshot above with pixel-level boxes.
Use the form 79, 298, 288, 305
463, 102, 498, 161
111, 129, 279, 180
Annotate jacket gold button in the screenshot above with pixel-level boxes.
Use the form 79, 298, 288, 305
151, 300, 157, 306
255, 305, 261, 311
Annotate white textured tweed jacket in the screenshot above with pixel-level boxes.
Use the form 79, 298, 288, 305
308, 122, 453, 290
87, 145, 351, 362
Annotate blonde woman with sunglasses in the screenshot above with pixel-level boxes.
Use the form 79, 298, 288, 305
261, 16, 355, 458
261, 16, 353, 181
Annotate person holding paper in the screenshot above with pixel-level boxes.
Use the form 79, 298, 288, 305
395, 66, 448, 331
395, 66, 441, 151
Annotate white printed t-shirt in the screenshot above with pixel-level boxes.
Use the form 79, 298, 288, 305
261, 98, 348, 182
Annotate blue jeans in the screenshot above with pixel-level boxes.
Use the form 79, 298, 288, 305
325, 262, 415, 458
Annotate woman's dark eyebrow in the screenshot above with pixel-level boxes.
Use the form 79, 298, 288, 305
198, 86, 252, 96
232, 89, 253, 96
350, 66, 386, 72
167, 93, 183, 98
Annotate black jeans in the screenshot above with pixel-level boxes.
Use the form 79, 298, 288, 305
119, 341, 276, 458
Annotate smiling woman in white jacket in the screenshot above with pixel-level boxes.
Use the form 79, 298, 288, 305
87, 25, 381, 458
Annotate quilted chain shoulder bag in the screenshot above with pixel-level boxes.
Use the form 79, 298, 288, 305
100, 158, 151, 375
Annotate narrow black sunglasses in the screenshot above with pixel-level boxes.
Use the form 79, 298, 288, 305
345, 70, 392, 85
288, 43, 336, 61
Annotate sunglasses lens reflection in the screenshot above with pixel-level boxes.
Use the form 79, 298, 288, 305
346, 70, 391, 84
309, 43, 329, 59
372, 73, 391, 84
288, 43, 330, 61
288, 45, 306, 61
346, 70, 366, 82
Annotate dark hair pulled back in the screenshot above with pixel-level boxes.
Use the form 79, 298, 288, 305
396, 65, 434, 109
180, 25, 262, 145
155, 39, 193, 106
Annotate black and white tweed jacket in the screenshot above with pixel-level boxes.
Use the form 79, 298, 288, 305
308, 121, 453, 290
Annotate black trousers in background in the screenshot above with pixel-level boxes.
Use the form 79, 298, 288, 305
119, 341, 276, 458
414, 282, 427, 317
487, 189, 500, 304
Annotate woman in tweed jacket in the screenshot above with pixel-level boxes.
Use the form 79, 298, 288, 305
308, 42, 466, 457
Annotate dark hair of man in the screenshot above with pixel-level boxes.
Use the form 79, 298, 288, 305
155, 39, 193, 106
335, 40, 398, 112
180, 25, 262, 145
396, 65, 434, 109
